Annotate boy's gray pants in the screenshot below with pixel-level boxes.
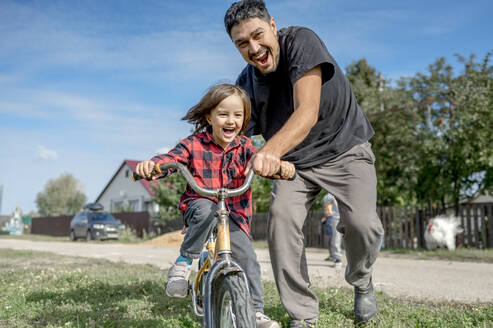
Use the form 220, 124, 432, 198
180, 198, 264, 312
328, 217, 343, 261
268, 142, 384, 321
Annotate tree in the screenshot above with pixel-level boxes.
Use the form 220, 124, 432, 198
346, 59, 422, 206
151, 172, 187, 222
35, 173, 87, 216
396, 52, 493, 212
347, 54, 493, 210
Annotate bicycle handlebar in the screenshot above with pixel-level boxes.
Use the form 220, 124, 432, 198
132, 162, 256, 198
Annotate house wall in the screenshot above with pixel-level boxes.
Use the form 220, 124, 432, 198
0, 215, 11, 229
97, 165, 155, 213
470, 191, 493, 204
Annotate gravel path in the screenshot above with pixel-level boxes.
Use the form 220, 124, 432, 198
1, 239, 492, 303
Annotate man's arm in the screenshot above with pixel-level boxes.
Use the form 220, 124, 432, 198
250, 65, 322, 176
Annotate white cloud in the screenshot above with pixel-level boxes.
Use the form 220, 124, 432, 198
156, 146, 171, 155
37, 145, 58, 160
0, 3, 242, 83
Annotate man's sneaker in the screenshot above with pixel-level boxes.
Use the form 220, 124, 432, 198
290, 318, 316, 328
334, 259, 343, 267
165, 262, 191, 298
256, 312, 280, 328
324, 256, 335, 262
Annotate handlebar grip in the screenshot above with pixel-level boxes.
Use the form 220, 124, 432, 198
271, 169, 296, 181
131, 165, 162, 181
286, 171, 297, 181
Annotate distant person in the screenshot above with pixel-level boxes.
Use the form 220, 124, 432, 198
135, 83, 294, 328
321, 193, 342, 267
224, 0, 384, 326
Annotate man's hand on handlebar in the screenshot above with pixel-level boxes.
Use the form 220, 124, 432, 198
247, 152, 280, 177
135, 158, 295, 182
136, 160, 159, 180
246, 155, 295, 181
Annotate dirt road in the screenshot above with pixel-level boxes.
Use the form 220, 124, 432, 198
1, 238, 492, 304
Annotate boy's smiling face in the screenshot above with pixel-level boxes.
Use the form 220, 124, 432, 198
206, 94, 245, 149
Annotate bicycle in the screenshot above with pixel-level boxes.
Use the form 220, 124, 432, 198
133, 161, 293, 327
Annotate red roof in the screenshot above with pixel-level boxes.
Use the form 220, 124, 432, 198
125, 160, 159, 196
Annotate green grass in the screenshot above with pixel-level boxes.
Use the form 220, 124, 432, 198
381, 248, 493, 263
252, 239, 268, 249
1, 249, 492, 327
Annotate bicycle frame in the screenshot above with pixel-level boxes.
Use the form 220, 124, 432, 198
136, 162, 255, 327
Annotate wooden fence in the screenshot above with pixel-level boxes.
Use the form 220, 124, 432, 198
250, 203, 493, 250
32, 203, 491, 249
31, 212, 151, 237
459, 203, 493, 249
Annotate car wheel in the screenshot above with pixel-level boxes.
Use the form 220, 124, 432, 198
69, 230, 76, 241
86, 230, 93, 241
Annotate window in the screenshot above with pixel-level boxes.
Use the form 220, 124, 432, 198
90, 213, 116, 222
129, 199, 139, 211
112, 201, 123, 212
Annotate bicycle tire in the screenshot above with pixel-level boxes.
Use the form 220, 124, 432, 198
212, 273, 255, 328
196, 252, 208, 312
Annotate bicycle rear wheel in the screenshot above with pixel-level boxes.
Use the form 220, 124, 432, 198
212, 273, 255, 328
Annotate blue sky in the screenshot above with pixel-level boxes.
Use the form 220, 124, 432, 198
1, 0, 492, 215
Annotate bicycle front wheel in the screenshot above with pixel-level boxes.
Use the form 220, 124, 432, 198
212, 273, 255, 328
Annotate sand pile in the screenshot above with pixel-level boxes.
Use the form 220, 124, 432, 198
139, 230, 184, 248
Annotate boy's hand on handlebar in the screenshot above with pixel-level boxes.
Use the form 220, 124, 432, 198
136, 160, 158, 180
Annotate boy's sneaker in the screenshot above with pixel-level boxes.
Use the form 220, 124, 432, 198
165, 262, 191, 298
256, 312, 280, 328
334, 259, 343, 267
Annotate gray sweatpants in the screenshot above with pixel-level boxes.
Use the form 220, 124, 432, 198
180, 198, 264, 312
268, 142, 384, 321
328, 216, 343, 261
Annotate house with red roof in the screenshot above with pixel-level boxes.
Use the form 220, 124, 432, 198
95, 160, 159, 213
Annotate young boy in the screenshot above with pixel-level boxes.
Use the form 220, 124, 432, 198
136, 83, 294, 328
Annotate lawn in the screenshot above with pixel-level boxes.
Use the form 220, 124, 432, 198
0, 249, 492, 327
381, 248, 493, 263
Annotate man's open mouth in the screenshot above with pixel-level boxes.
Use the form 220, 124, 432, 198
252, 49, 269, 66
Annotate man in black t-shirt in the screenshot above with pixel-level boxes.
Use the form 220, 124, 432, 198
224, 1, 384, 326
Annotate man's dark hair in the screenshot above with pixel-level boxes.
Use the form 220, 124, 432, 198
224, 0, 271, 36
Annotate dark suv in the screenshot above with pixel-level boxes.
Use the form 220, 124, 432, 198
69, 203, 124, 241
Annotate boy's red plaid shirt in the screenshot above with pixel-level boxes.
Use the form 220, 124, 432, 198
151, 129, 257, 237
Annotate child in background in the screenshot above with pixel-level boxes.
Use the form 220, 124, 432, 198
136, 84, 294, 328
321, 193, 343, 267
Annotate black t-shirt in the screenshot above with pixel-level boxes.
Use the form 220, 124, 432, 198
237, 26, 374, 169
